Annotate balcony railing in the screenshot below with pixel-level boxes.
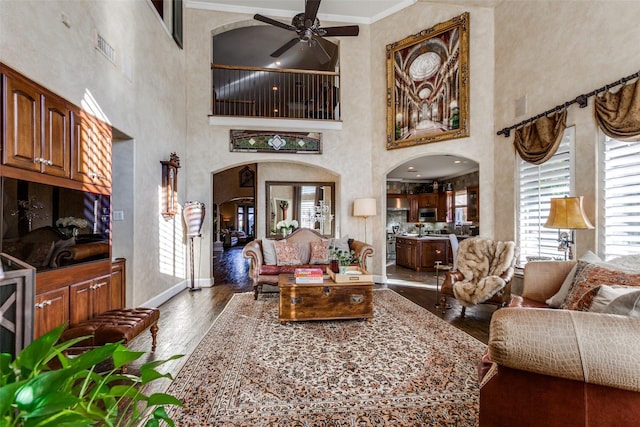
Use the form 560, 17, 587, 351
211, 64, 340, 121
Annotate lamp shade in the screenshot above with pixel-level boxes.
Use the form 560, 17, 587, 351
353, 198, 377, 217
544, 196, 594, 229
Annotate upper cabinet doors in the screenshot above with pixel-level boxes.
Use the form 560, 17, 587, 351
70, 108, 112, 188
2, 72, 70, 177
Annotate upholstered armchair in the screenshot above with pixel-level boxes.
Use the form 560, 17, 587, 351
440, 237, 518, 317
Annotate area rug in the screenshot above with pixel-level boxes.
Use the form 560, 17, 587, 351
165, 289, 486, 426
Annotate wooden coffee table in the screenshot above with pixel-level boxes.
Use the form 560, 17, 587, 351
278, 274, 373, 324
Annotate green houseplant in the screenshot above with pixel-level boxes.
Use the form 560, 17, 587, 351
0, 324, 183, 426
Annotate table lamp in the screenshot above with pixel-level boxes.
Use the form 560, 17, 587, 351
353, 198, 376, 243
544, 196, 594, 260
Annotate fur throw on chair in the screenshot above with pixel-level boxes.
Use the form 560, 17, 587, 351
452, 238, 517, 307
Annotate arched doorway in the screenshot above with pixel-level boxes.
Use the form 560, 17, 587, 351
385, 154, 479, 286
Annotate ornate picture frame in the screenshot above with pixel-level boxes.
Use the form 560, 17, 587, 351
160, 153, 180, 220
386, 12, 470, 149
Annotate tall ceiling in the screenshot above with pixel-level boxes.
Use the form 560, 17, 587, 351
189, 1, 498, 23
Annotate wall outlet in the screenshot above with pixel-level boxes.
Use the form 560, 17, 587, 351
113, 210, 124, 221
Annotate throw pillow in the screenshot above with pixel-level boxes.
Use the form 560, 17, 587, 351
49, 237, 76, 268
330, 235, 350, 253
297, 241, 311, 265
562, 262, 640, 311
309, 240, 330, 264
601, 290, 640, 317
262, 239, 278, 265
274, 240, 302, 266
589, 285, 640, 313
545, 251, 602, 308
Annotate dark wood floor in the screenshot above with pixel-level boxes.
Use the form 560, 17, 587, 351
128, 247, 493, 394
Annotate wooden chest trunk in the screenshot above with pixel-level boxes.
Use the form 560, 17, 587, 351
278, 275, 373, 324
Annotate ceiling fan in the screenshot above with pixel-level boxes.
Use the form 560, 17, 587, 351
254, 0, 359, 63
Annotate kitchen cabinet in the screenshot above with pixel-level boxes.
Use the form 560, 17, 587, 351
408, 195, 419, 222
467, 185, 479, 222
1, 69, 70, 177
418, 240, 449, 270
418, 194, 438, 208
396, 237, 450, 272
438, 191, 454, 222
396, 237, 418, 269
70, 107, 112, 188
34, 287, 69, 338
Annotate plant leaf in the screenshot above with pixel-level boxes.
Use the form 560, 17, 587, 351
147, 393, 183, 407
20, 392, 80, 418
108, 385, 146, 400
14, 325, 65, 376
111, 347, 144, 369
0, 379, 28, 415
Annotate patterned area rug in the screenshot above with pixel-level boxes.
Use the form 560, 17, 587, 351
166, 289, 485, 426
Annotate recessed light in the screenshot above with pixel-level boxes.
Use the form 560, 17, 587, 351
454, 160, 462, 164
407, 166, 415, 171
416, 174, 422, 178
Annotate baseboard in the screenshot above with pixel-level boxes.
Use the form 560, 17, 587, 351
141, 277, 214, 308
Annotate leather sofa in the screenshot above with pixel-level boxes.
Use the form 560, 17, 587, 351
2, 226, 109, 270
479, 260, 640, 426
242, 228, 374, 299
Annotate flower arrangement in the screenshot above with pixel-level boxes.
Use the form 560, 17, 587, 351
56, 217, 89, 237
276, 219, 298, 236
56, 217, 89, 229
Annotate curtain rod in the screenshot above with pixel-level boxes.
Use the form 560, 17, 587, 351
497, 70, 640, 137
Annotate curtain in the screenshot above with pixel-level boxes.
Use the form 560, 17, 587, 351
514, 110, 567, 165
594, 79, 640, 142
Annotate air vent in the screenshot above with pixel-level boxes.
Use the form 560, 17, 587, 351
96, 34, 116, 64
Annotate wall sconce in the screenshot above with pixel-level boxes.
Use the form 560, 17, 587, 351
353, 198, 377, 243
544, 196, 594, 260
160, 153, 180, 220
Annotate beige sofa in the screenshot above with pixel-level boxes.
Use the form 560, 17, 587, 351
242, 228, 374, 299
479, 259, 640, 426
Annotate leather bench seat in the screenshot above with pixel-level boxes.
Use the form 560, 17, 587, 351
61, 307, 160, 351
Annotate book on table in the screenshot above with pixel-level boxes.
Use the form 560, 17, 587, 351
294, 268, 324, 284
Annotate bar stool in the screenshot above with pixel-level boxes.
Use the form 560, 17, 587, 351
434, 261, 452, 310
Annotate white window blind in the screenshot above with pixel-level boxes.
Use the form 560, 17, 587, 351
517, 126, 574, 261
600, 135, 640, 260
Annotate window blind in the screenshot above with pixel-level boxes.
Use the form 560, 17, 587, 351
600, 136, 640, 260
517, 127, 574, 261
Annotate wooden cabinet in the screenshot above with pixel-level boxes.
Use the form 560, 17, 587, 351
34, 287, 69, 338
418, 240, 449, 270
438, 191, 454, 222
70, 108, 112, 187
396, 237, 450, 272
467, 185, 479, 222
33, 259, 126, 337
1, 70, 70, 177
418, 194, 438, 208
69, 274, 111, 325
407, 195, 419, 222
111, 258, 126, 310
396, 237, 418, 269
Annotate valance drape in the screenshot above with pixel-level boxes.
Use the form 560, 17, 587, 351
594, 79, 640, 142
513, 110, 567, 165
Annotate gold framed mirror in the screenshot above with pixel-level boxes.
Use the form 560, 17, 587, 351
266, 181, 335, 238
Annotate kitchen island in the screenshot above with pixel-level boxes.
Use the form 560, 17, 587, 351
395, 235, 452, 272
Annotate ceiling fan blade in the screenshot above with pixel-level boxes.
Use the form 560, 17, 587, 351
323, 25, 360, 37
270, 38, 301, 58
254, 14, 296, 32
304, 0, 321, 26
312, 38, 331, 64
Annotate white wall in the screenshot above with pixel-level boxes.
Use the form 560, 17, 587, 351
0, 0, 188, 305
493, 0, 640, 256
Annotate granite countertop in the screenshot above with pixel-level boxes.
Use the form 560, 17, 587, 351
396, 234, 472, 241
